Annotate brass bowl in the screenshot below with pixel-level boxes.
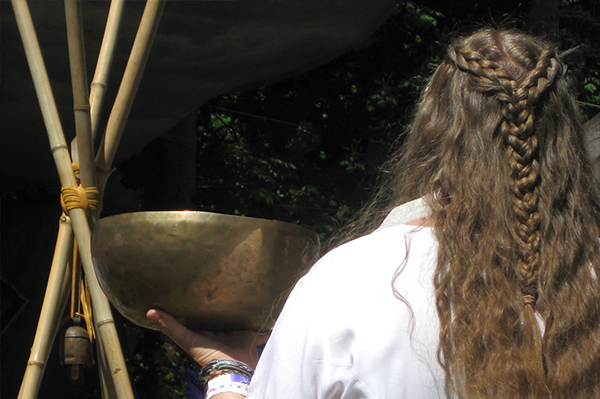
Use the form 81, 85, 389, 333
91, 211, 319, 331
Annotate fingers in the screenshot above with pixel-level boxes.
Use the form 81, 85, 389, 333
146, 309, 267, 368
146, 309, 223, 365
146, 309, 189, 344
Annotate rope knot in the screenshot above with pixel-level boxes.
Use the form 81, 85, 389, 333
60, 162, 101, 214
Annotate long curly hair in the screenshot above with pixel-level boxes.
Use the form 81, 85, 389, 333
365, 29, 600, 398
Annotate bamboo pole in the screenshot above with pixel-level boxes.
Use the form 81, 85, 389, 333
90, 0, 125, 141
65, 0, 96, 190
11, 1, 135, 398
18, 216, 74, 399
64, 4, 111, 398
11, 0, 77, 188
95, 0, 166, 191
96, 325, 121, 399
72, 209, 135, 399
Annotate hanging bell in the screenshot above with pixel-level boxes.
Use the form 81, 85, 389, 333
63, 325, 91, 381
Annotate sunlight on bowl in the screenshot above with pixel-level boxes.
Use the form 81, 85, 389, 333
91, 211, 319, 331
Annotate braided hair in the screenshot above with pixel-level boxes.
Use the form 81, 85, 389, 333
449, 38, 563, 308
379, 29, 600, 399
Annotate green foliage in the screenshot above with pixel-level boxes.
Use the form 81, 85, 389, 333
193, 2, 447, 239
559, 0, 600, 118
129, 329, 191, 399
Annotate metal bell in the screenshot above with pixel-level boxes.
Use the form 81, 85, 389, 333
63, 326, 91, 380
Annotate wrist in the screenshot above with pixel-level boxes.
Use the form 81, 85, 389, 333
199, 359, 254, 399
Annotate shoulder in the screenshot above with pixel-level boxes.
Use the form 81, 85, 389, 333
316, 223, 434, 270
273, 223, 437, 336
305, 224, 436, 290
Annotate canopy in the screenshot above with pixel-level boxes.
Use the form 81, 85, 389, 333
0, 0, 397, 191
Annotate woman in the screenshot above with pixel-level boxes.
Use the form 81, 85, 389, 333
147, 29, 600, 399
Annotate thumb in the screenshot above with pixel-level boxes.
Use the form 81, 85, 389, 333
146, 309, 227, 366
146, 308, 188, 342
146, 309, 264, 368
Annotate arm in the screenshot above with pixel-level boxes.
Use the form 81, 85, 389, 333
147, 309, 266, 398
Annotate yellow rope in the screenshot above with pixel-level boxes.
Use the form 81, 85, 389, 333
77, 278, 96, 341
60, 162, 101, 214
64, 162, 97, 343
61, 185, 101, 212
70, 237, 80, 319
68, 237, 96, 343
72, 161, 81, 178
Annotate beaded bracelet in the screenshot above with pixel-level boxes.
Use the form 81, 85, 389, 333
204, 373, 252, 399
199, 359, 254, 397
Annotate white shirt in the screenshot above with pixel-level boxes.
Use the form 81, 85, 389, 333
248, 199, 447, 398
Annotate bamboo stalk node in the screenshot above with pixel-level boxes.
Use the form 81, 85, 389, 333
91, 81, 107, 90
51, 143, 69, 153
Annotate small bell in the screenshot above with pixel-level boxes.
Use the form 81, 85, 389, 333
63, 325, 91, 381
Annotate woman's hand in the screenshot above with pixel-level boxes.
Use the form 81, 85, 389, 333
146, 309, 268, 369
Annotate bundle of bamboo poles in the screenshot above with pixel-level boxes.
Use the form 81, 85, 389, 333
12, 0, 165, 398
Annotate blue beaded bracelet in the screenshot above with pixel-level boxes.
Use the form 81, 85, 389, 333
198, 359, 254, 396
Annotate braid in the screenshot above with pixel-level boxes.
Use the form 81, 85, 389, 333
450, 44, 562, 307
503, 96, 541, 305
506, 51, 561, 305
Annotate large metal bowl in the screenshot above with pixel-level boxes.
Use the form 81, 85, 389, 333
91, 211, 319, 332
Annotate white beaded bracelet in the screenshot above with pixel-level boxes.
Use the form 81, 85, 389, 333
204, 373, 252, 399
